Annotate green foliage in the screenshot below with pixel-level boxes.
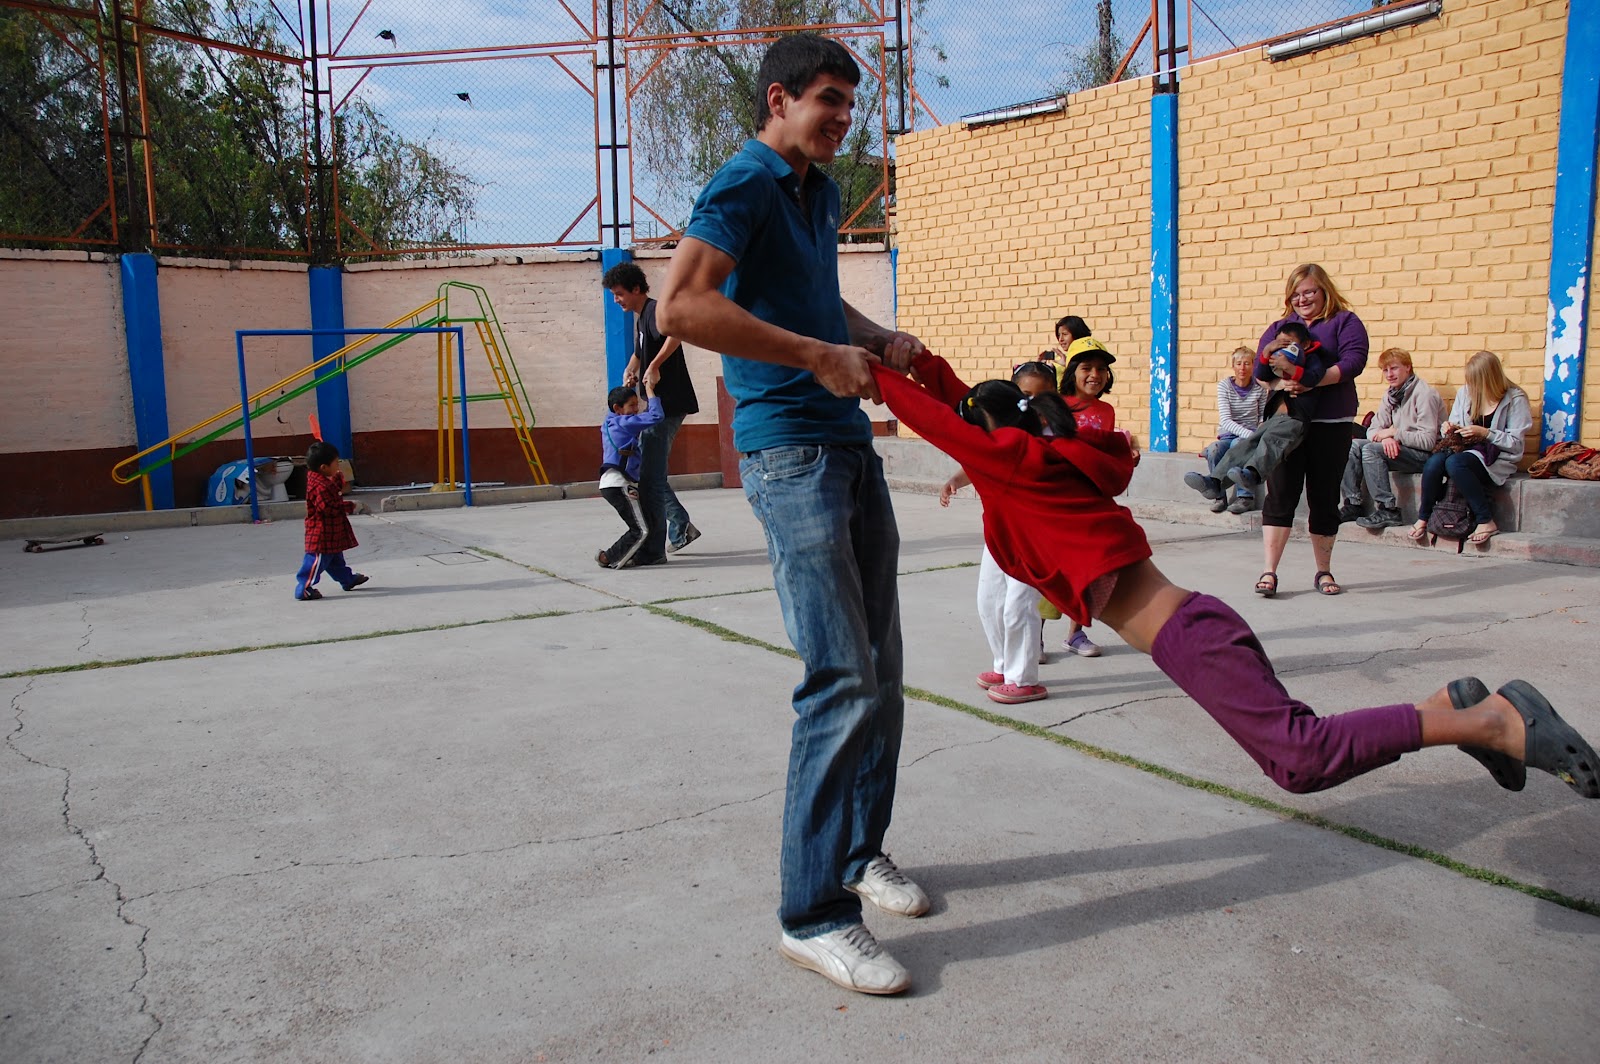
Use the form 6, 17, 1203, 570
0, 7, 117, 242
628, 1, 938, 239
0, 0, 476, 257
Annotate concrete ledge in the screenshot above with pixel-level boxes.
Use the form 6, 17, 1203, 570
876, 436, 1600, 567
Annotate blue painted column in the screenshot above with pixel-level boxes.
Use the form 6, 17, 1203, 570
601, 247, 634, 387
1149, 92, 1180, 452
309, 266, 353, 458
119, 253, 175, 509
1542, 0, 1599, 447
890, 245, 899, 322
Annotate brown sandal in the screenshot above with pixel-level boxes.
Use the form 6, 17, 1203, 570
1254, 571, 1278, 597
1313, 570, 1342, 595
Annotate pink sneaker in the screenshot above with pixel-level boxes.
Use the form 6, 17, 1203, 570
976, 671, 1005, 689
987, 682, 1047, 704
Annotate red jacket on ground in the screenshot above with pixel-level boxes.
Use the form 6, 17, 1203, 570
874, 354, 1152, 624
304, 469, 358, 554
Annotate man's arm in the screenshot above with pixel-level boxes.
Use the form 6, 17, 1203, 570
658, 237, 879, 399
842, 301, 922, 373
642, 336, 681, 389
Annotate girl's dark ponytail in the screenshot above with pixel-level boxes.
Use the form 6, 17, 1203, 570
957, 380, 1077, 439
1025, 391, 1079, 438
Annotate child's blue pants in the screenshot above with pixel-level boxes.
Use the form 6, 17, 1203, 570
295, 552, 357, 598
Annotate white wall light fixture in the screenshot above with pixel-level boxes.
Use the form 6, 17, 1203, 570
961, 96, 1067, 130
1266, 0, 1443, 62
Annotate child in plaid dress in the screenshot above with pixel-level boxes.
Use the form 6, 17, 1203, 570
294, 440, 370, 600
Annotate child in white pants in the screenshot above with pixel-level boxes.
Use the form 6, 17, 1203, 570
975, 545, 1046, 703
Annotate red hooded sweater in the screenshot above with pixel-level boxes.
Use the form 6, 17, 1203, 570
874, 354, 1152, 624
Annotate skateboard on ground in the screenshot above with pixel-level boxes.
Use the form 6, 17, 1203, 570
24, 534, 105, 553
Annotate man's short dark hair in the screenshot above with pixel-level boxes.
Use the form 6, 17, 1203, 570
602, 261, 648, 293
607, 386, 637, 412
755, 33, 860, 132
307, 439, 340, 469
1055, 315, 1091, 340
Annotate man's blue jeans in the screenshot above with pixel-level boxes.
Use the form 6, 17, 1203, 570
638, 413, 691, 557
740, 443, 904, 937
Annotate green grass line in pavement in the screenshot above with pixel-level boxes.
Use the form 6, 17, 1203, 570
0, 610, 575, 679
649, 606, 1600, 919
467, 546, 563, 580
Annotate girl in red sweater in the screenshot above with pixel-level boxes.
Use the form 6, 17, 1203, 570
873, 352, 1598, 800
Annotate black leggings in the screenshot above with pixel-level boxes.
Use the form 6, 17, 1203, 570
1261, 421, 1356, 537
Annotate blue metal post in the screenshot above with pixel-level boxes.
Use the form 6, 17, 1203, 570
236, 332, 261, 524
890, 245, 899, 323
1149, 93, 1180, 452
119, 253, 175, 509
309, 266, 353, 457
601, 247, 634, 387
1543, 0, 1599, 447
453, 327, 473, 505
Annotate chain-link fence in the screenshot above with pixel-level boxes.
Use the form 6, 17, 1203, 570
2, 0, 1402, 260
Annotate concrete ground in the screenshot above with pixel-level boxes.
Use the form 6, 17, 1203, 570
2, 487, 1597, 1063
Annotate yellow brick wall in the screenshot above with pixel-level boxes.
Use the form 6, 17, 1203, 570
895, 0, 1596, 449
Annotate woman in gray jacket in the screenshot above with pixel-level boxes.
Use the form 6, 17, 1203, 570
1410, 350, 1533, 545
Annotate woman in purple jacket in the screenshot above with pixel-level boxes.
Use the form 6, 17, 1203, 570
1254, 264, 1368, 597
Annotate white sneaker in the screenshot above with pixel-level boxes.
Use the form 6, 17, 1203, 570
779, 924, 911, 995
845, 853, 931, 917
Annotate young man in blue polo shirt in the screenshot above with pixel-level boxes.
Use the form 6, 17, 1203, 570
658, 33, 927, 996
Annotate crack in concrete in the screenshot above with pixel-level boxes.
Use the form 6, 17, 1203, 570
1273, 601, 1598, 680
902, 731, 1010, 767
5, 677, 163, 1060
125, 786, 786, 903
77, 600, 93, 653
1048, 692, 1186, 728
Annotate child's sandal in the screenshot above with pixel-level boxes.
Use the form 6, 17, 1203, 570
1254, 571, 1278, 597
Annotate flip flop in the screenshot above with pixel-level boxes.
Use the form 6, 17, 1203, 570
1468, 525, 1499, 545
1449, 677, 1525, 791
1498, 680, 1600, 798
1407, 520, 1429, 543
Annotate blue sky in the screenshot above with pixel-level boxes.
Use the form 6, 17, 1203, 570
308, 0, 1372, 247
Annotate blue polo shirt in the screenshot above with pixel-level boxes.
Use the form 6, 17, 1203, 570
682, 139, 870, 453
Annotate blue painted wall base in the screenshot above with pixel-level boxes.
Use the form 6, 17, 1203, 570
601, 248, 634, 388
1149, 93, 1180, 453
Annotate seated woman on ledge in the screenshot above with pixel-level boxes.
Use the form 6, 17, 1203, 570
1410, 350, 1532, 546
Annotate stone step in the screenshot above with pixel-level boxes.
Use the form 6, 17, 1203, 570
875, 437, 1600, 568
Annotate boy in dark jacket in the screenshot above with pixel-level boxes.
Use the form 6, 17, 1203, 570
596, 380, 663, 569
1185, 321, 1327, 502
295, 440, 369, 600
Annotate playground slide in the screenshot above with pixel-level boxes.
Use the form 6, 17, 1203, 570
111, 282, 547, 503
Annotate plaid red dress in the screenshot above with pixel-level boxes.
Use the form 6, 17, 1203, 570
304, 469, 358, 554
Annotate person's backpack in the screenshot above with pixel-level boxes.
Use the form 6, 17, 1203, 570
1426, 482, 1478, 552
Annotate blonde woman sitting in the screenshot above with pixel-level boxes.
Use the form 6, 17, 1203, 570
1410, 350, 1532, 546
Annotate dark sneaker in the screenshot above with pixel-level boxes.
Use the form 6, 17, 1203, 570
343, 574, 369, 590
1357, 507, 1405, 529
297, 587, 323, 601
1184, 472, 1224, 501
667, 523, 701, 553
1338, 503, 1364, 524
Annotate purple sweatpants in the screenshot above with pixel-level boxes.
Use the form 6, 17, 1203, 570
1150, 592, 1422, 794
